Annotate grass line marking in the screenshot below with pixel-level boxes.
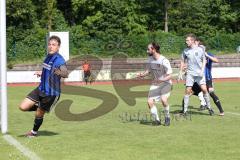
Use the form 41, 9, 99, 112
226, 112, 240, 116
3, 134, 41, 160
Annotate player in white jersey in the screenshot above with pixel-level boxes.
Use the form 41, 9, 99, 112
137, 42, 172, 126
179, 34, 214, 115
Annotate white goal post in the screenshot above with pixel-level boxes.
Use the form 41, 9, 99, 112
0, 0, 8, 134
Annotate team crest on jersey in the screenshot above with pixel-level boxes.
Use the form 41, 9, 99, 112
195, 52, 198, 56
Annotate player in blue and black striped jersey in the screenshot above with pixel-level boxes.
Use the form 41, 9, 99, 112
19, 35, 69, 137
194, 51, 224, 116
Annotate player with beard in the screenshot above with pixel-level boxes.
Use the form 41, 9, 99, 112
137, 42, 173, 126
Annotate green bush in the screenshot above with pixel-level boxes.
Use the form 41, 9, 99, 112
7, 29, 240, 65
206, 32, 240, 52
72, 31, 185, 57
7, 27, 47, 62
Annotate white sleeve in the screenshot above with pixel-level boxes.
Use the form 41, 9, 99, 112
181, 51, 185, 60
181, 49, 187, 62
163, 59, 172, 74
146, 57, 151, 72
201, 49, 206, 62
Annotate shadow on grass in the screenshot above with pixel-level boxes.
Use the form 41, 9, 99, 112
18, 130, 59, 137
139, 120, 153, 126
171, 104, 211, 116
119, 104, 212, 125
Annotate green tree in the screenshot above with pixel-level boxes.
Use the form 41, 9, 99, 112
164, 0, 169, 32
6, 0, 36, 29
227, 0, 240, 32
72, 0, 147, 37
168, 0, 239, 37
137, 0, 164, 32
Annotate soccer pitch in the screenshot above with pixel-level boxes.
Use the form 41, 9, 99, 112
1, 81, 240, 160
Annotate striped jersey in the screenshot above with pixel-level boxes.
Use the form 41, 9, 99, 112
205, 52, 214, 81
38, 53, 66, 96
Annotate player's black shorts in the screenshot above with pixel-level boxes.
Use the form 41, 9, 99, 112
192, 80, 213, 95
84, 71, 91, 79
206, 79, 213, 89
27, 88, 59, 112
192, 82, 201, 96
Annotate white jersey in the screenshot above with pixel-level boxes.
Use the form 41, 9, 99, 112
147, 55, 172, 84
182, 46, 205, 76
199, 45, 206, 52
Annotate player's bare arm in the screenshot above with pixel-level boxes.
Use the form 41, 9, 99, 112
178, 60, 186, 81
136, 69, 149, 78
205, 52, 219, 63
54, 65, 69, 78
180, 60, 185, 71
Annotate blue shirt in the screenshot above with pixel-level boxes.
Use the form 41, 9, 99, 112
205, 52, 214, 81
38, 53, 66, 96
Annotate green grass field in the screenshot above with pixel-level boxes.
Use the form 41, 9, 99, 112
1, 81, 240, 160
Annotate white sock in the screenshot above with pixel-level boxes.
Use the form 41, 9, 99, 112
150, 105, 160, 121
164, 105, 170, 118
31, 130, 37, 134
184, 95, 190, 112
198, 92, 206, 106
203, 93, 212, 109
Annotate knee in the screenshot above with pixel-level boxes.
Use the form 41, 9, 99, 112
185, 91, 191, 95
185, 88, 192, 95
36, 108, 45, 117
19, 103, 27, 111
147, 99, 154, 106
161, 98, 168, 106
208, 88, 214, 94
19, 101, 32, 111
200, 86, 208, 93
161, 100, 168, 107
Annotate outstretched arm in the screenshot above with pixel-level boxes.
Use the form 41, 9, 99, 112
136, 69, 150, 78
34, 71, 42, 78
205, 52, 219, 63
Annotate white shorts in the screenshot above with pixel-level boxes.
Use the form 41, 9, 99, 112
185, 74, 206, 87
148, 82, 172, 102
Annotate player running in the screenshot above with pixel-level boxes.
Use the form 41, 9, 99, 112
137, 42, 172, 126
19, 35, 69, 137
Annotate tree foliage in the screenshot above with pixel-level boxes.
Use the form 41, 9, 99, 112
6, 0, 240, 61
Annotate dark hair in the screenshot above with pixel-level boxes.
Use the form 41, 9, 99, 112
49, 35, 61, 46
186, 33, 197, 41
151, 42, 160, 53
195, 37, 208, 50
195, 37, 200, 41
